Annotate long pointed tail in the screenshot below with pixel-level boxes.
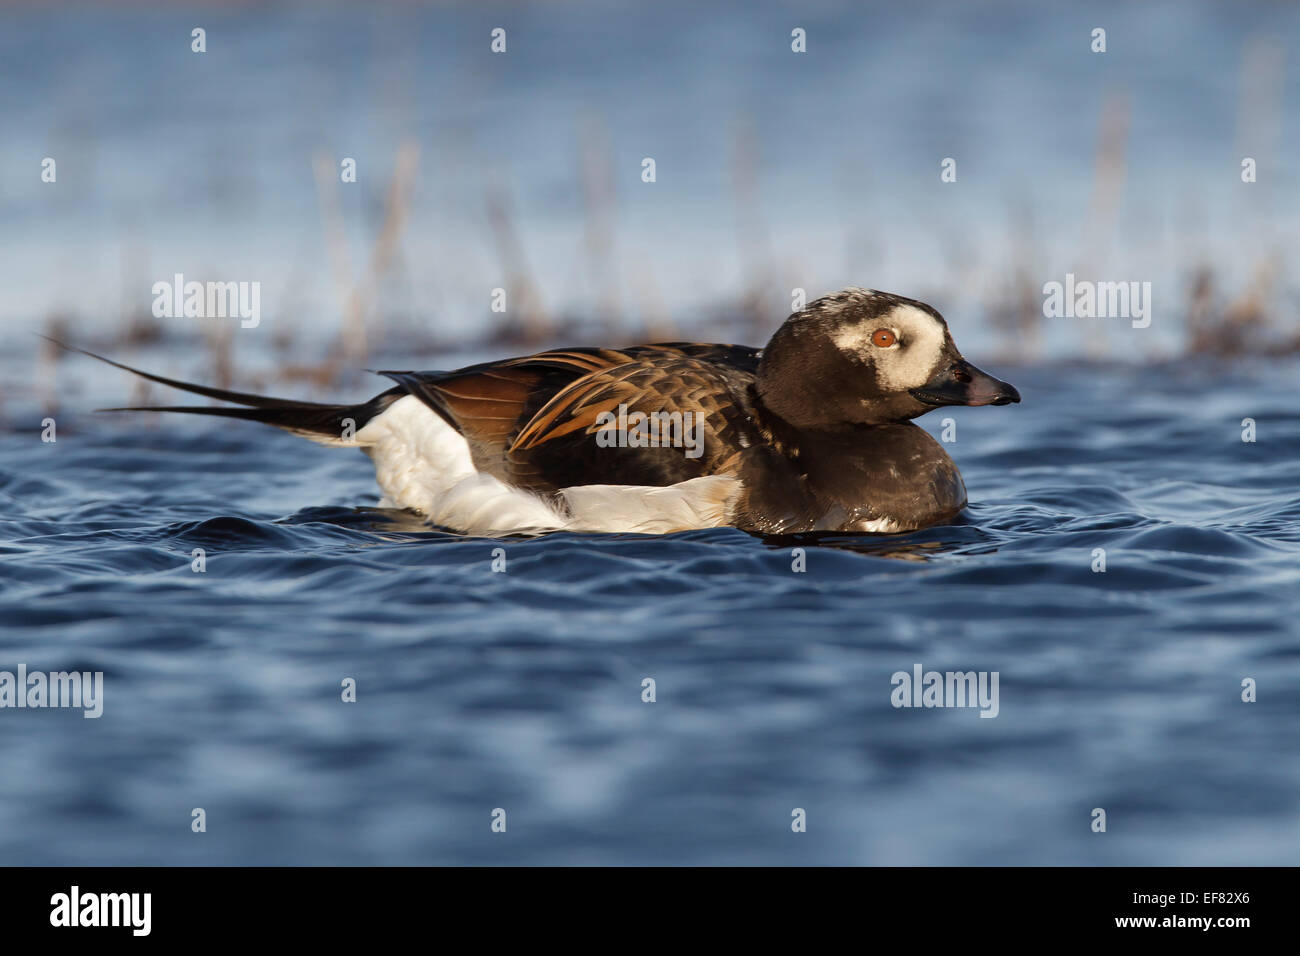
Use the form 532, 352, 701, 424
50, 339, 401, 446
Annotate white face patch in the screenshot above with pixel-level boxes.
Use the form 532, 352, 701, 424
829, 304, 948, 391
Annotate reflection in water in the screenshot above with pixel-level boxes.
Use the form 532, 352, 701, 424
762, 532, 960, 562
292, 507, 985, 561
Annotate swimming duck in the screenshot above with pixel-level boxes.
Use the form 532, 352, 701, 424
82, 287, 1019, 535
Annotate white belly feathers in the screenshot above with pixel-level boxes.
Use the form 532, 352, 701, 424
352, 395, 740, 536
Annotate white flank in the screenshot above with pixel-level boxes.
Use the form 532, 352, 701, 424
560, 476, 740, 534
353, 395, 739, 535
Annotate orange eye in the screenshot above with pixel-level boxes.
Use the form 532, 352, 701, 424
871, 329, 897, 348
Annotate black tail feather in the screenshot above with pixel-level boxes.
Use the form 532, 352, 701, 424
43, 337, 337, 410
46, 338, 402, 442
95, 403, 380, 439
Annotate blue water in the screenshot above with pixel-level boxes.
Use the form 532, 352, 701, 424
2, 356, 1298, 865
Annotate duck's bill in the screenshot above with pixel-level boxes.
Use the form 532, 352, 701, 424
909, 361, 1021, 407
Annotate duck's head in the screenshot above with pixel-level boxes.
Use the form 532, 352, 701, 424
756, 287, 1020, 429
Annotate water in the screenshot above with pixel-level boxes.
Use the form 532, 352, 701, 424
2, 357, 1298, 864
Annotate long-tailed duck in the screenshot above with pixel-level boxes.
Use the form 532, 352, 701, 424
77, 288, 1019, 536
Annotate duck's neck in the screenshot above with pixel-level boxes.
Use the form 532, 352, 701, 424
750, 389, 917, 463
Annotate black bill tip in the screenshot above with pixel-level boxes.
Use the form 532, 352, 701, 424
910, 361, 1020, 408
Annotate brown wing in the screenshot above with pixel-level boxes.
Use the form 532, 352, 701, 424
505, 356, 757, 490
378, 348, 638, 474
378, 343, 761, 489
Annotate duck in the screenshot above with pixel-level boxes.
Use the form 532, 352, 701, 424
77, 287, 1020, 536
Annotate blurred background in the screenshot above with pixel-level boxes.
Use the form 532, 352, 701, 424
1, 0, 1297, 414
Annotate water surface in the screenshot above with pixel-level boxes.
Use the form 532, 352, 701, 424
2, 358, 1296, 864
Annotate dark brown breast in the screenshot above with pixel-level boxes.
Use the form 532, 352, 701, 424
733, 422, 967, 533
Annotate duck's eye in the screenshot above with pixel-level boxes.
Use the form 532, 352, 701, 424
871, 329, 897, 348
